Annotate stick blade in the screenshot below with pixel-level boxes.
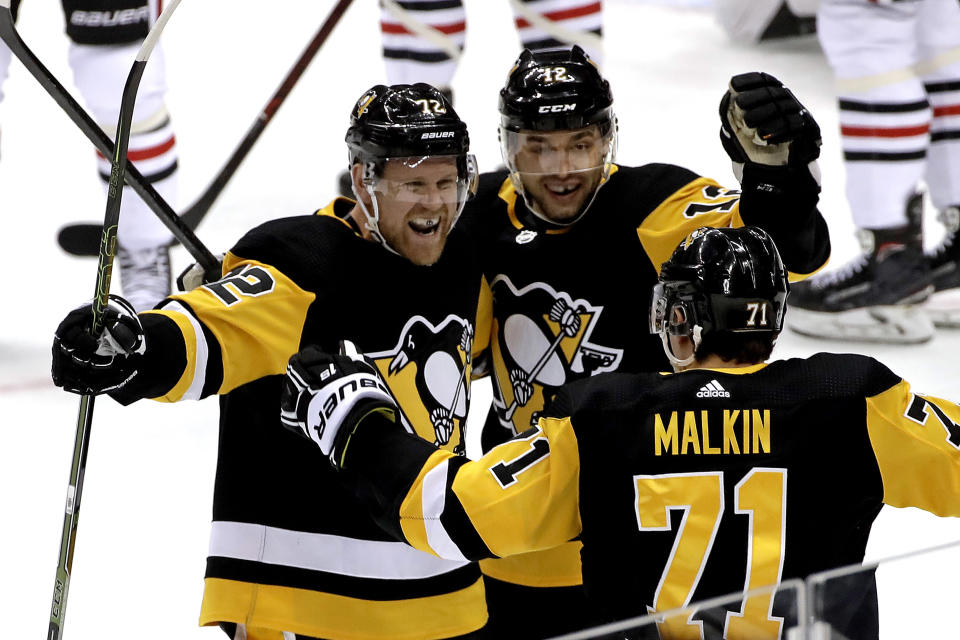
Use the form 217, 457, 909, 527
57, 224, 102, 257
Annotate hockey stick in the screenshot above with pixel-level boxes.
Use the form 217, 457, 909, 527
0, 0, 220, 281
46, 3, 183, 638
55, 0, 356, 257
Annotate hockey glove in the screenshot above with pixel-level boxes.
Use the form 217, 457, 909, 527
719, 72, 821, 175
280, 344, 398, 470
176, 253, 225, 291
52, 295, 146, 395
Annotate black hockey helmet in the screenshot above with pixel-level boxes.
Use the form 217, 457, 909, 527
346, 83, 471, 169
499, 45, 614, 133
498, 47, 617, 225
650, 226, 789, 342
343, 83, 478, 254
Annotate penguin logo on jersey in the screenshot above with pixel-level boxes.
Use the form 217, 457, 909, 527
490, 275, 623, 432
365, 315, 473, 454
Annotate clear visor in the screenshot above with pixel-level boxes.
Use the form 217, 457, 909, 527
366, 155, 477, 206
649, 283, 692, 336
501, 125, 615, 177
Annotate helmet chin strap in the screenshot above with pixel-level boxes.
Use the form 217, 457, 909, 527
352, 163, 402, 257
661, 325, 703, 369
513, 168, 612, 227
354, 183, 402, 257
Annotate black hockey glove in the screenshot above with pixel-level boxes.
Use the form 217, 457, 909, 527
280, 344, 398, 470
52, 295, 146, 395
719, 72, 821, 172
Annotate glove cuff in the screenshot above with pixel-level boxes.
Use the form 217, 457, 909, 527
333, 400, 397, 470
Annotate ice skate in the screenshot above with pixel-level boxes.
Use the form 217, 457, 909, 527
925, 206, 960, 328
789, 195, 934, 344
117, 244, 171, 312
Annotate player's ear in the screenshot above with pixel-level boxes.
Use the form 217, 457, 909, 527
350, 164, 371, 205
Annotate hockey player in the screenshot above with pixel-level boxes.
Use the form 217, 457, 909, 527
0, 0, 178, 311
714, 0, 818, 43
50, 84, 490, 640
451, 46, 830, 637
282, 226, 960, 640
379, 0, 602, 89
337, 0, 604, 197
788, 0, 960, 343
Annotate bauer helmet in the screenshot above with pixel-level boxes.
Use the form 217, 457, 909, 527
345, 83, 478, 254
498, 46, 616, 225
650, 226, 789, 366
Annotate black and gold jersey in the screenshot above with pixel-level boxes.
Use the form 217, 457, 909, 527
457, 163, 830, 586
344, 353, 960, 639
131, 199, 491, 639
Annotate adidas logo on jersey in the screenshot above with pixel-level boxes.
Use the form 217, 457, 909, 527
697, 380, 730, 398
420, 131, 455, 139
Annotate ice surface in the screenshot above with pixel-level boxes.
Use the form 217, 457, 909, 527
1, 0, 957, 637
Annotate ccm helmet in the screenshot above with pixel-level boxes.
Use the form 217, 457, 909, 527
345, 83, 477, 253
498, 46, 616, 224
650, 226, 789, 366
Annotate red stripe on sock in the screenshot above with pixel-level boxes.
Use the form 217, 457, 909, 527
840, 124, 930, 138
96, 135, 176, 161
380, 20, 466, 35
933, 104, 960, 117
515, 1, 602, 29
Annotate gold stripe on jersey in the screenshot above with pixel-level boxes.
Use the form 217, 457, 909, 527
473, 276, 493, 363
141, 306, 202, 402
866, 380, 960, 517
154, 256, 315, 399
479, 541, 583, 587
200, 576, 487, 640
499, 166, 621, 234
399, 450, 461, 555
316, 197, 362, 229
636, 176, 744, 276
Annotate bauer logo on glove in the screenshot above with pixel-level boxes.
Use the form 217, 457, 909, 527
280, 344, 398, 468
52, 295, 146, 395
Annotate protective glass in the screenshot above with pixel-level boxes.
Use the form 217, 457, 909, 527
367, 155, 478, 206
649, 282, 693, 336
501, 125, 616, 177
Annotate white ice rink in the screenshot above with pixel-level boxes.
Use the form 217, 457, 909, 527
2, 0, 959, 637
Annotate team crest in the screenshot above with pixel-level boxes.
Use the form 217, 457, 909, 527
490, 275, 623, 432
365, 315, 474, 454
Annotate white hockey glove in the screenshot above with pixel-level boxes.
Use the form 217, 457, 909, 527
175, 253, 226, 291
52, 295, 146, 395
719, 72, 821, 181
280, 344, 398, 469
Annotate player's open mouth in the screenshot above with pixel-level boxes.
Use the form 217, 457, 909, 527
546, 183, 581, 199
409, 216, 441, 235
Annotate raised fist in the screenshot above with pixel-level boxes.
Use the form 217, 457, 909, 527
52, 295, 146, 395
719, 72, 821, 170
281, 345, 397, 469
